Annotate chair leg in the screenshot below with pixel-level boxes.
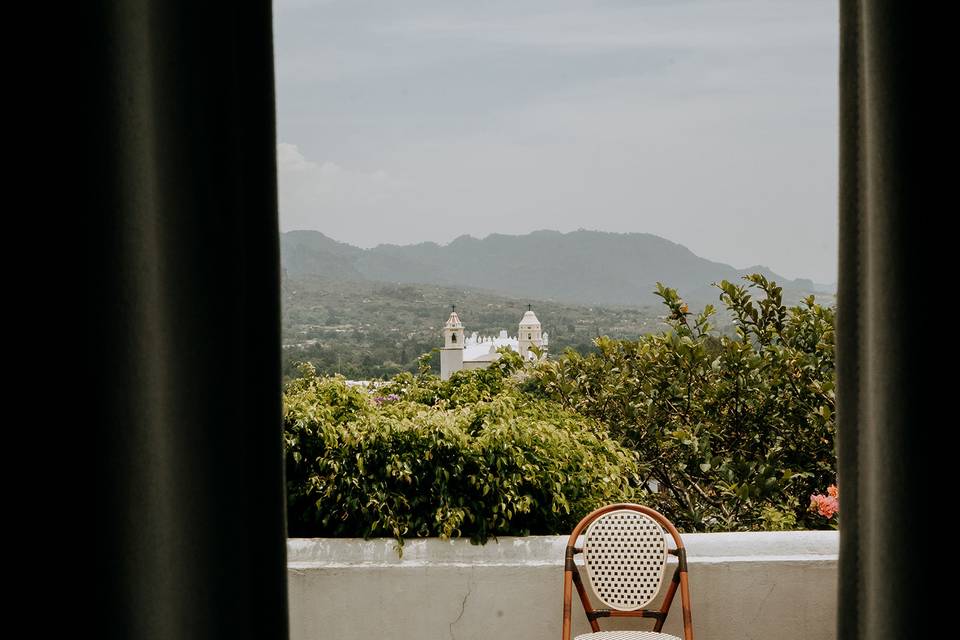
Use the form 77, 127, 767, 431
680, 571, 694, 640
572, 567, 601, 632
654, 569, 681, 632
562, 568, 573, 640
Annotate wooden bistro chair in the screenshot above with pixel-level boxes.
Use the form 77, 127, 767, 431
561, 504, 693, 640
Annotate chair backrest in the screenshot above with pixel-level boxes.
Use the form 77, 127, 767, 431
561, 504, 693, 640
583, 509, 669, 611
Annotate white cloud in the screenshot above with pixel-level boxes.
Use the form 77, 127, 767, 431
277, 143, 413, 240
277, 142, 318, 171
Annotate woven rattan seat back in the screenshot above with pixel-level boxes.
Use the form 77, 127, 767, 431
582, 509, 669, 610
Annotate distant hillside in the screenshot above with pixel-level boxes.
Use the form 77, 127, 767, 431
281, 229, 833, 306
281, 274, 664, 380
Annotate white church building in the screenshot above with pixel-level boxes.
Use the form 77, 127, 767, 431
440, 306, 548, 380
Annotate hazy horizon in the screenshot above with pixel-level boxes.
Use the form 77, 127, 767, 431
275, 0, 839, 283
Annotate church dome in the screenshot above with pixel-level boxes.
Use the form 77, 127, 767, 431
520, 309, 540, 326
445, 310, 463, 328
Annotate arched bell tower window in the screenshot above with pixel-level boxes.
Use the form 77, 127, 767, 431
452, 334, 457, 343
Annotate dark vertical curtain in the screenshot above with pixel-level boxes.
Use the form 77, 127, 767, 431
91, 1, 288, 638
837, 2, 943, 638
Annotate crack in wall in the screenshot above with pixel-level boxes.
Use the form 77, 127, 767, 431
448, 580, 473, 640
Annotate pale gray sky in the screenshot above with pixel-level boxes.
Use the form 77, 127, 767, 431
274, 0, 838, 283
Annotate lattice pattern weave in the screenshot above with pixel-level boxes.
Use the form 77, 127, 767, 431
574, 632, 681, 640
582, 510, 668, 610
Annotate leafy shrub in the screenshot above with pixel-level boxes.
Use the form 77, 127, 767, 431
284, 358, 640, 545
530, 275, 835, 531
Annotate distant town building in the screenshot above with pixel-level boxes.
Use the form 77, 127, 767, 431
440, 306, 548, 380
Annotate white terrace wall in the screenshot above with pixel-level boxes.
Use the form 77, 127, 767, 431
288, 531, 838, 640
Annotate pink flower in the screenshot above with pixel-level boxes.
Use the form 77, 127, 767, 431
818, 496, 839, 518
809, 487, 839, 519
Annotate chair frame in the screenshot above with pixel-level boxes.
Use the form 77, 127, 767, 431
561, 503, 694, 640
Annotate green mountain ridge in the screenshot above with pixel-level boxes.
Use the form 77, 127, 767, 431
281, 229, 833, 306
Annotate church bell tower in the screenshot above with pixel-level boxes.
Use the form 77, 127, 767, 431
518, 305, 545, 360
440, 306, 465, 380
